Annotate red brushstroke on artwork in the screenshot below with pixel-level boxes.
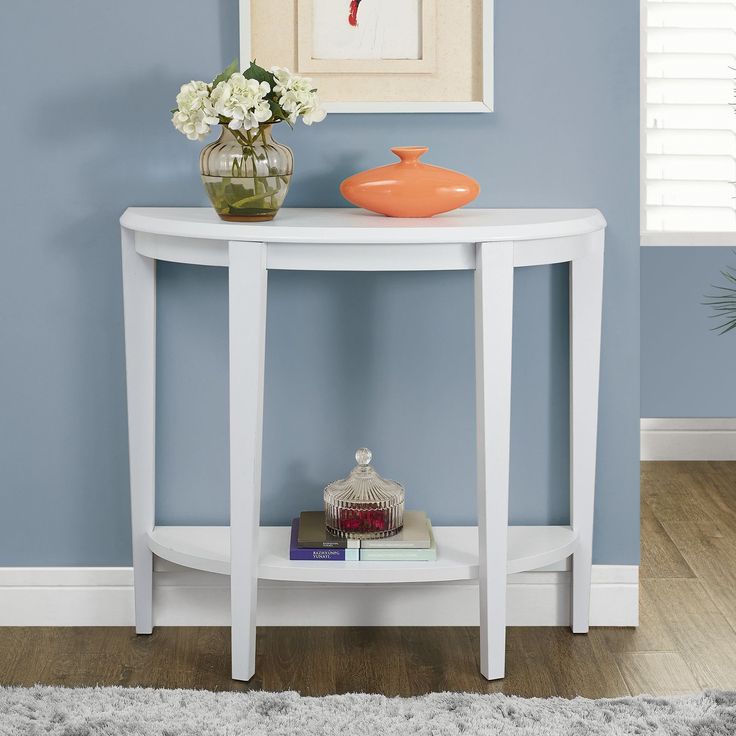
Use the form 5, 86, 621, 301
348, 0, 362, 26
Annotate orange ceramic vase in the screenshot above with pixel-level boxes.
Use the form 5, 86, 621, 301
340, 146, 480, 218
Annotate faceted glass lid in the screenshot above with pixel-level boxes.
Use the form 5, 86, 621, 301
324, 448, 405, 504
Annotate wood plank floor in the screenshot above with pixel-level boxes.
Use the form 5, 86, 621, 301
1, 462, 735, 697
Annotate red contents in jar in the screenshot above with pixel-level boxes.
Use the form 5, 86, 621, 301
338, 508, 388, 533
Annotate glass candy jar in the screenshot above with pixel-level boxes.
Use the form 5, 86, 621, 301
324, 448, 405, 539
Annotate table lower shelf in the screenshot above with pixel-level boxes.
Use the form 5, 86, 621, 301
146, 525, 578, 583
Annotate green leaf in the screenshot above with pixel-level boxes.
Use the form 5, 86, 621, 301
268, 99, 291, 126
704, 260, 736, 336
242, 59, 276, 88
212, 58, 239, 87
715, 318, 736, 334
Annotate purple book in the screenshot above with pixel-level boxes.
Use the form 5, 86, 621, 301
289, 520, 359, 561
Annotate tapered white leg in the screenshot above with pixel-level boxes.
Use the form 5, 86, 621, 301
474, 241, 514, 680
570, 235, 604, 633
228, 241, 268, 681
121, 228, 156, 634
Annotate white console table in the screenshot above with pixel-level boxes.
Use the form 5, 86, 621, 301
120, 207, 605, 682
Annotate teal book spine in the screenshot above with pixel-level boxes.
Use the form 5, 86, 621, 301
359, 548, 437, 562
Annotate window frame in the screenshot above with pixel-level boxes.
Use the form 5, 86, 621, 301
640, 0, 736, 247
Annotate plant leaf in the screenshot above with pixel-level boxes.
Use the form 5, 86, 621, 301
242, 60, 276, 88
704, 261, 736, 335
268, 99, 291, 126
212, 58, 239, 87
715, 318, 736, 334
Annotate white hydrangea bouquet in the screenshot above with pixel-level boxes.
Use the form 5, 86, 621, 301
172, 60, 326, 222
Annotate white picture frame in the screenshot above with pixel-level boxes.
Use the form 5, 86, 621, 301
239, 0, 494, 113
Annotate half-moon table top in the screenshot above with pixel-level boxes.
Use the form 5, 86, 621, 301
121, 207, 606, 245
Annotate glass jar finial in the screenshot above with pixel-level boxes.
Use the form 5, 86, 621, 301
355, 448, 372, 466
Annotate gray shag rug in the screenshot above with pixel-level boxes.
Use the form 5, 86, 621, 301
1, 686, 735, 735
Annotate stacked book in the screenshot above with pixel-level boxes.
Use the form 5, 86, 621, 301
290, 510, 436, 561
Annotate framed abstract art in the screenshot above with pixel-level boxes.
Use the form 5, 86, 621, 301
239, 0, 493, 112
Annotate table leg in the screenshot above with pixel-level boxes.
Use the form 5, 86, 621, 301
474, 241, 514, 680
121, 228, 156, 634
228, 241, 268, 681
569, 236, 604, 633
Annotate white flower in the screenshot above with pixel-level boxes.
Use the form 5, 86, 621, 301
172, 110, 212, 141
271, 67, 326, 125
301, 102, 327, 126
175, 80, 212, 114
211, 73, 272, 132
172, 80, 219, 141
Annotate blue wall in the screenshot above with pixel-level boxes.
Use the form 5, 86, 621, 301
0, 1, 640, 566
642, 247, 736, 417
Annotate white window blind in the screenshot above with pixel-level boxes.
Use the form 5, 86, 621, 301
644, 0, 736, 240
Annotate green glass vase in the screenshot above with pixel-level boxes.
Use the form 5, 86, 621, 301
200, 124, 293, 222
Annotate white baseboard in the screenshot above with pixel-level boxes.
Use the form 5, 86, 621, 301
0, 564, 638, 627
641, 418, 736, 461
